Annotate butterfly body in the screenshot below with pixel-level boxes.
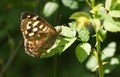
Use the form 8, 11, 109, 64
21, 12, 59, 57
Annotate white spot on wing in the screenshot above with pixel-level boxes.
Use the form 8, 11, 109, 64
39, 24, 44, 29
21, 19, 25, 25
26, 24, 31, 29
28, 21, 32, 24
24, 30, 28, 34
27, 15, 31, 18
42, 26, 48, 31
26, 21, 32, 29
32, 21, 39, 27
24, 38, 27, 48
29, 48, 34, 51
32, 16, 38, 20
33, 27, 38, 32
36, 40, 39, 44
28, 32, 34, 36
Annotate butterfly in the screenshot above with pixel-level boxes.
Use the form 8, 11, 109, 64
21, 12, 61, 57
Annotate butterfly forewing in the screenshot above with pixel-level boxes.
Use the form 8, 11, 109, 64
21, 12, 58, 57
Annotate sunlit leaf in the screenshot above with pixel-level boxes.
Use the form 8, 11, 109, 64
59, 26, 76, 37
43, 2, 59, 17
76, 43, 91, 63
86, 56, 98, 71
105, 0, 112, 10
70, 12, 90, 20
103, 17, 120, 32
68, 22, 77, 29
97, 7, 107, 19
110, 58, 119, 65
77, 28, 90, 42
102, 42, 116, 60
109, 10, 120, 17
62, 0, 79, 9
70, 12, 90, 27
90, 4, 103, 14
91, 19, 101, 32
68, 22, 90, 42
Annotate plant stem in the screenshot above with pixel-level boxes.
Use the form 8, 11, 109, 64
96, 33, 104, 77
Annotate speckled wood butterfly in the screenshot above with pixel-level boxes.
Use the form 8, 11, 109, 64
21, 12, 60, 57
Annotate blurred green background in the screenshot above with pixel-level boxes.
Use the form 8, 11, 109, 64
0, 0, 120, 77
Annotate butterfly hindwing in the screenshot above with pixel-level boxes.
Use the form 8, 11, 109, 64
21, 12, 58, 57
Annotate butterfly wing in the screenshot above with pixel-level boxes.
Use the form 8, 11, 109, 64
21, 12, 58, 57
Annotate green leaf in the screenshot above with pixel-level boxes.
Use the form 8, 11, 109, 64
117, 0, 120, 3
105, 0, 112, 10
103, 17, 120, 32
77, 28, 90, 42
62, 0, 79, 9
86, 55, 97, 71
59, 37, 77, 53
91, 19, 101, 32
109, 10, 120, 17
90, 4, 103, 14
70, 12, 90, 27
68, 22, 77, 29
97, 7, 107, 19
43, 2, 59, 17
102, 42, 116, 60
59, 26, 76, 37
98, 7, 120, 32
86, 0, 95, 8
68, 22, 90, 42
76, 43, 91, 63
70, 12, 90, 20
102, 42, 118, 74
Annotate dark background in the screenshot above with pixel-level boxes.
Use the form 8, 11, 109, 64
0, 0, 120, 77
